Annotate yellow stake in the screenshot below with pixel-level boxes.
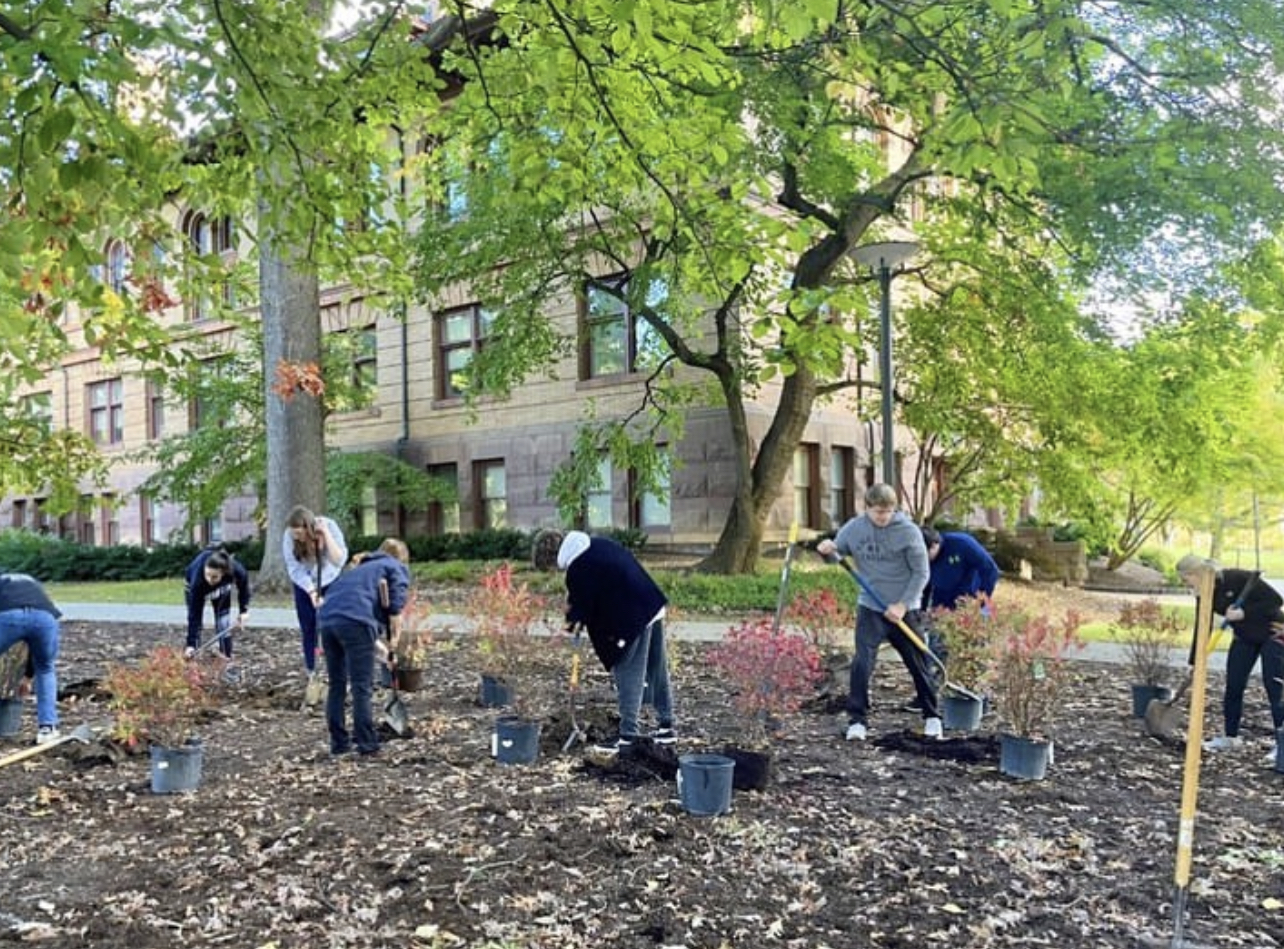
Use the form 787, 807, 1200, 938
1171, 564, 1216, 945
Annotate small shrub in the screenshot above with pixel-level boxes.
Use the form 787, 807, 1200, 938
396, 589, 437, 668
104, 646, 217, 748
1112, 598, 1183, 688
464, 562, 550, 681
708, 615, 824, 742
983, 606, 1084, 740
928, 595, 992, 691
788, 588, 851, 652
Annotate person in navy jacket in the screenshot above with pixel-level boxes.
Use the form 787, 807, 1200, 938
317, 538, 411, 757
533, 529, 677, 757
919, 527, 1000, 611
183, 547, 252, 660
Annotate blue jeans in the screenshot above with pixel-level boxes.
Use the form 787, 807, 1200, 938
1222, 635, 1284, 737
186, 589, 233, 658
612, 618, 675, 738
321, 622, 379, 755
294, 584, 320, 672
848, 605, 939, 724
0, 608, 59, 728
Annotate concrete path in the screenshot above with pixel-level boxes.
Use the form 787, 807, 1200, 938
56, 602, 1224, 672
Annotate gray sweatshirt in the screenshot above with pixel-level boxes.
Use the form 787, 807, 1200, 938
833, 511, 929, 612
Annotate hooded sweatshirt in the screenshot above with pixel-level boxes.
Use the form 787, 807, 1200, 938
833, 511, 929, 612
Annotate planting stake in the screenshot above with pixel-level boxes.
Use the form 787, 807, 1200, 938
1170, 565, 1216, 948
821, 551, 983, 703
771, 522, 800, 635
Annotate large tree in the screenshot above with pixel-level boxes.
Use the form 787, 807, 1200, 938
414, 0, 1284, 572
0, 3, 436, 570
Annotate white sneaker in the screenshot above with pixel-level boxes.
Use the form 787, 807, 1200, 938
923, 717, 943, 740
35, 726, 60, 745
1202, 735, 1242, 752
184, 647, 196, 660
845, 722, 867, 741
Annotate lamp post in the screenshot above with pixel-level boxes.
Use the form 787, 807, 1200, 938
850, 240, 919, 488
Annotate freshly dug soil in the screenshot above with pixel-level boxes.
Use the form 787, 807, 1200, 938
2, 616, 1282, 949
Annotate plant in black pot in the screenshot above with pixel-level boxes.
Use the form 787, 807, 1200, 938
389, 589, 435, 693
1111, 598, 1183, 718
981, 605, 1084, 780
104, 646, 216, 793
707, 615, 824, 790
928, 595, 994, 729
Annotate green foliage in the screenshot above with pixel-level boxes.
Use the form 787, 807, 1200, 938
0, 529, 260, 581
325, 452, 455, 540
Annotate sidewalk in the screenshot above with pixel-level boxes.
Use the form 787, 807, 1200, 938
56, 602, 1223, 671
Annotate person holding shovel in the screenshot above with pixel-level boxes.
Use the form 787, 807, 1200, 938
1176, 554, 1284, 755
532, 529, 677, 757
0, 572, 62, 745
317, 537, 411, 758
183, 547, 251, 662
817, 483, 941, 742
282, 505, 349, 679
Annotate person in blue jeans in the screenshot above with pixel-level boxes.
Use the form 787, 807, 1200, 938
533, 529, 677, 757
0, 572, 62, 745
183, 547, 252, 660
282, 505, 349, 676
317, 538, 411, 758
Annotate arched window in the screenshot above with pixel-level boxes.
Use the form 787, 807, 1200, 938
183, 210, 236, 320
105, 238, 129, 294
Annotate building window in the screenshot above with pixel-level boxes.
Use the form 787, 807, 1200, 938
793, 443, 820, 530
472, 459, 506, 529
436, 304, 494, 400
11, 500, 26, 530
140, 496, 157, 547
830, 446, 856, 528
100, 495, 119, 545
184, 210, 236, 321
78, 496, 95, 545
426, 463, 459, 535
22, 392, 53, 431
586, 454, 613, 530
188, 358, 229, 431
146, 380, 165, 441
359, 484, 378, 536
201, 516, 223, 546
105, 239, 129, 294
631, 450, 672, 529
328, 325, 377, 412
87, 378, 124, 446
581, 275, 666, 379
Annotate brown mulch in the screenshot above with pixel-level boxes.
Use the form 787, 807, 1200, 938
2, 611, 1283, 949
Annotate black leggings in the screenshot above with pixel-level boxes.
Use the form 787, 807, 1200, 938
1222, 636, 1284, 738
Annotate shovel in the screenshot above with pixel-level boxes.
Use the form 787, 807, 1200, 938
1, 641, 29, 696
0, 722, 99, 769
378, 578, 411, 737
561, 627, 588, 752
824, 551, 984, 703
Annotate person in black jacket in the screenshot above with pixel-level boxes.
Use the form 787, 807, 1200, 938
317, 538, 411, 758
0, 572, 62, 744
1177, 554, 1284, 752
183, 547, 252, 661
533, 529, 677, 757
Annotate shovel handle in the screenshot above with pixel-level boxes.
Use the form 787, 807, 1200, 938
0, 730, 88, 769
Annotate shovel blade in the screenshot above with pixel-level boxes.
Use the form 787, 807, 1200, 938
382, 693, 410, 736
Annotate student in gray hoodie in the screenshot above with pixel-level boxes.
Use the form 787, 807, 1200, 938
817, 483, 941, 741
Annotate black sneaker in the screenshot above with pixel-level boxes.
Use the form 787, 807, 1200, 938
652, 727, 678, 745
590, 734, 636, 756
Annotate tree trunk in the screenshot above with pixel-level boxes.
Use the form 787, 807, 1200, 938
700, 365, 818, 574
256, 192, 324, 591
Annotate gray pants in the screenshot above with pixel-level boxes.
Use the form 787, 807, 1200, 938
613, 618, 675, 738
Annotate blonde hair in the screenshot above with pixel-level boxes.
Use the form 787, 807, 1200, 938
379, 537, 410, 564
864, 483, 897, 509
1175, 554, 1217, 576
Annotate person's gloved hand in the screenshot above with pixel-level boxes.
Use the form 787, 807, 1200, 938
1225, 605, 1245, 623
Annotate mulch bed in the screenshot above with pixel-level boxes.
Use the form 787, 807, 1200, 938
1, 619, 1282, 948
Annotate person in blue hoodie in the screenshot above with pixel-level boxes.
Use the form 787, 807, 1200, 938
317, 538, 411, 758
818, 483, 940, 741
183, 547, 252, 661
533, 529, 677, 757
918, 526, 1000, 611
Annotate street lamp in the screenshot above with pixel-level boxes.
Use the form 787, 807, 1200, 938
850, 240, 919, 488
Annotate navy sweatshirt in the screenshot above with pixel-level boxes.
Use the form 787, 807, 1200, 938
564, 536, 667, 671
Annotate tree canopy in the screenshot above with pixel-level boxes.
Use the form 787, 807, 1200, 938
414, 0, 1284, 570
